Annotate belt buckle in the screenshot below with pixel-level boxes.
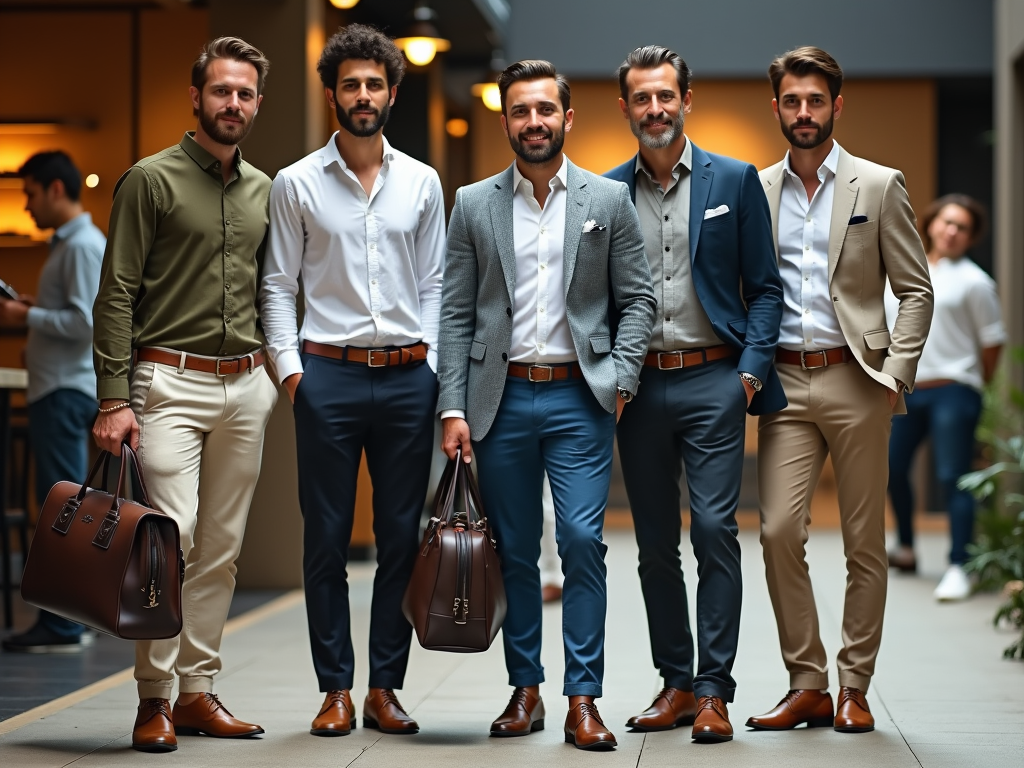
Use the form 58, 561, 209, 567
367, 349, 388, 367
527, 364, 552, 382
800, 350, 827, 371
215, 358, 236, 377
657, 352, 681, 370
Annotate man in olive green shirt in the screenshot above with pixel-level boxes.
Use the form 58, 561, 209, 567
92, 37, 278, 754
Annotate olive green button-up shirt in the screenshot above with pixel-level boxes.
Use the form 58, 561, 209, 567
93, 132, 272, 401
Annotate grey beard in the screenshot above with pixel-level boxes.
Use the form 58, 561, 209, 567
632, 112, 684, 150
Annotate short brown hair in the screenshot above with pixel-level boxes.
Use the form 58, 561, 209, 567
317, 24, 406, 91
768, 46, 843, 102
920, 194, 989, 252
192, 36, 270, 95
496, 60, 570, 118
617, 45, 692, 101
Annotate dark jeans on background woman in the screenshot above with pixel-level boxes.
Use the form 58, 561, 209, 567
887, 383, 983, 565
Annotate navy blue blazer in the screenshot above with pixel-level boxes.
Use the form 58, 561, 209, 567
604, 143, 786, 415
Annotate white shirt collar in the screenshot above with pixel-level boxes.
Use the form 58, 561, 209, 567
322, 131, 396, 170
783, 139, 841, 183
512, 154, 568, 194
635, 134, 693, 179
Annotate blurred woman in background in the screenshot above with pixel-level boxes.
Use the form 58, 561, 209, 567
884, 194, 1005, 601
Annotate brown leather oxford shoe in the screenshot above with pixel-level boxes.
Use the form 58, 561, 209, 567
691, 696, 733, 743
834, 687, 874, 733
363, 688, 419, 734
172, 693, 264, 738
564, 700, 617, 750
745, 689, 835, 730
490, 687, 545, 736
626, 687, 697, 731
132, 698, 177, 753
311, 690, 355, 736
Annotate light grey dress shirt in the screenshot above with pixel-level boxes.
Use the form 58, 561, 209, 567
25, 212, 104, 403
635, 138, 721, 350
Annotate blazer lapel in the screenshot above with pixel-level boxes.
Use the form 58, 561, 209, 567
828, 148, 860, 282
488, 166, 517, 302
761, 163, 784, 262
688, 143, 713, 263
562, 160, 591, 290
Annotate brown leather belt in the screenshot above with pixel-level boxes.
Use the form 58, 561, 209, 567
507, 362, 584, 382
302, 340, 427, 367
644, 344, 734, 370
776, 346, 855, 369
134, 347, 265, 375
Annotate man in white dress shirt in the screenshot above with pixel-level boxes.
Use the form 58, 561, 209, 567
260, 25, 444, 738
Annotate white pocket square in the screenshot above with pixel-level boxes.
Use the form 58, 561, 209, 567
703, 204, 730, 220
582, 219, 606, 233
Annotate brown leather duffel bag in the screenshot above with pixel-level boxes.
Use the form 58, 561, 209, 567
21, 443, 183, 639
402, 448, 506, 652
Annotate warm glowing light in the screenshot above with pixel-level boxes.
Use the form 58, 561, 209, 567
446, 118, 469, 138
329, 0, 360, 7
85, 174, 99, 188
0, 123, 59, 135
395, 36, 450, 67
471, 83, 502, 112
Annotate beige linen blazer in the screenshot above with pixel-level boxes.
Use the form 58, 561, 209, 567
760, 147, 933, 411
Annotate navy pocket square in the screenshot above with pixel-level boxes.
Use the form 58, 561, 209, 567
848, 215, 869, 225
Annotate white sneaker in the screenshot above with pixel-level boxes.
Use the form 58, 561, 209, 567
934, 565, 972, 602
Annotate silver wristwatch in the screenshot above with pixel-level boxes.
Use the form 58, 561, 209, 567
738, 372, 762, 392
617, 388, 634, 403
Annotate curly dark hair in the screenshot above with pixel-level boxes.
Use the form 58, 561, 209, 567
317, 24, 406, 91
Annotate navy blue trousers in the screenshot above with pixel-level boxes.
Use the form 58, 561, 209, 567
293, 354, 437, 692
28, 389, 96, 638
616, 358, 747, 702
473, 377, 615, 697
888, 383, 982, 565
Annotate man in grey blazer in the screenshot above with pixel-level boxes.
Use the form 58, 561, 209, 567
438, 60, 655, 750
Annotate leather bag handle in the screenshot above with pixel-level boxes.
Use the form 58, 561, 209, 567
92, 443, 151, 550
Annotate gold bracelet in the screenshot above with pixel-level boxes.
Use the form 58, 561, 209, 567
98, 401, 131, 414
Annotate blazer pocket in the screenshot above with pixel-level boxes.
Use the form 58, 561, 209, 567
846, 219, 878, 236
863, 329, 891, 350
590, 335, 611, 354
469, 339, 487, 361
701, 211, 735, 227
727, 318, 747, 338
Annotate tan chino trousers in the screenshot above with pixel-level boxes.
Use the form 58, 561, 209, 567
129, 360, 278, 700
757, 359, 892, 693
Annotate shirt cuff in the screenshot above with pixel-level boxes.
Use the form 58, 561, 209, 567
272, 349, 304, 384
25, 306, 44, 329
440, 409, 466, 420
97, 376, 130, 402
980, 323, 1007, 348
427, 347, 437, 373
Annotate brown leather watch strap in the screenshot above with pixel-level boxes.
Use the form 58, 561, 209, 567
134, 347, 265, 375
644, 344, 734, 370
775, 346, 854, 369
301, 340, 428, 367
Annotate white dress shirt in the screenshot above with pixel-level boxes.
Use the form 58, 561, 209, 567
884, 256, 1005, 391
261, 133, 445, 380
777, 140, 846, 351
509, 157, 575, 362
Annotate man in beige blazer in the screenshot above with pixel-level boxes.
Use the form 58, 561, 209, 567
746, 47, 932, 735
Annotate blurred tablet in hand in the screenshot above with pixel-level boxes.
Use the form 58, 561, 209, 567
0, 279, 20, 301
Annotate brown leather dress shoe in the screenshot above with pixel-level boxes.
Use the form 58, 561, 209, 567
363, 688, 419, 734
691, 696, 732, 743
490, 687, 545, 736
745, 689, 835, 730
541, 585, 563, 603
132, 698, 177, 753
172, 693, 264, 738
564, 701, 617, 750
834, 687, 874, 733
626, 687, 697, 731
311, 690, 356, 736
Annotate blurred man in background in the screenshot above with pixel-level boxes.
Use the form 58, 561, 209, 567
1, 151, 102, 654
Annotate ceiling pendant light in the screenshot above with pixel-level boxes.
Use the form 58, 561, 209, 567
394, 2, 451, 67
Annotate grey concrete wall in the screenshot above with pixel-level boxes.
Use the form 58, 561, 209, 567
508, 0, 992, 78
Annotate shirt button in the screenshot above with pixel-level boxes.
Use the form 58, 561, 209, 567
506, 307, 512, 317
665, 275, 671, 281
540, 226, 547, 234
540, 264, 546, 270
665, 246, 670, 252
502, 352, 508, 362
804, 309, 810, 314
806, 217, 812, 223
664, 215, 669, 221
226, 317, 232, 323
804, 276, 809, 281
370, 243, 377, 250
538, 343, 545, 349
371, 280, 377, 286
804, 244, 810, 251
539, 308, 545, 314
665, 316, 671, 322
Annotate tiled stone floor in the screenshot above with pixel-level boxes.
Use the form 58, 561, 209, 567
0, 529, 1021, 767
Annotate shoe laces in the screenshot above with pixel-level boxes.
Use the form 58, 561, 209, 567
378, 689, 408, 714
655, 687, 677, 705
140, 698, 171, 721
509, 688, 530, 708
838, 688, 867, 710
576, 702, 604, 725
696, 696, 725, 716
201, 692, 234, 718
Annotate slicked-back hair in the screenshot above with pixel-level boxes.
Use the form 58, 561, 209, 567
496, 60, 570, 118
618, 45, 691, 101
192, 36, 270, 96
920, 194, 989, 252
318, 24, 406, 91
19, 151, 82, 202
768, 46, 843, 102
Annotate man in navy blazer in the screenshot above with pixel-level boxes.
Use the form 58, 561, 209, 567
605, 46, 784, 743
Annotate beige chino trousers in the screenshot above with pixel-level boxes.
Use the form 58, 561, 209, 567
757, 360, 892, 693
129, 360, 278, 700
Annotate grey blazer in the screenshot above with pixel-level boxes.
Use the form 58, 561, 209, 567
437, 159, 656, 440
